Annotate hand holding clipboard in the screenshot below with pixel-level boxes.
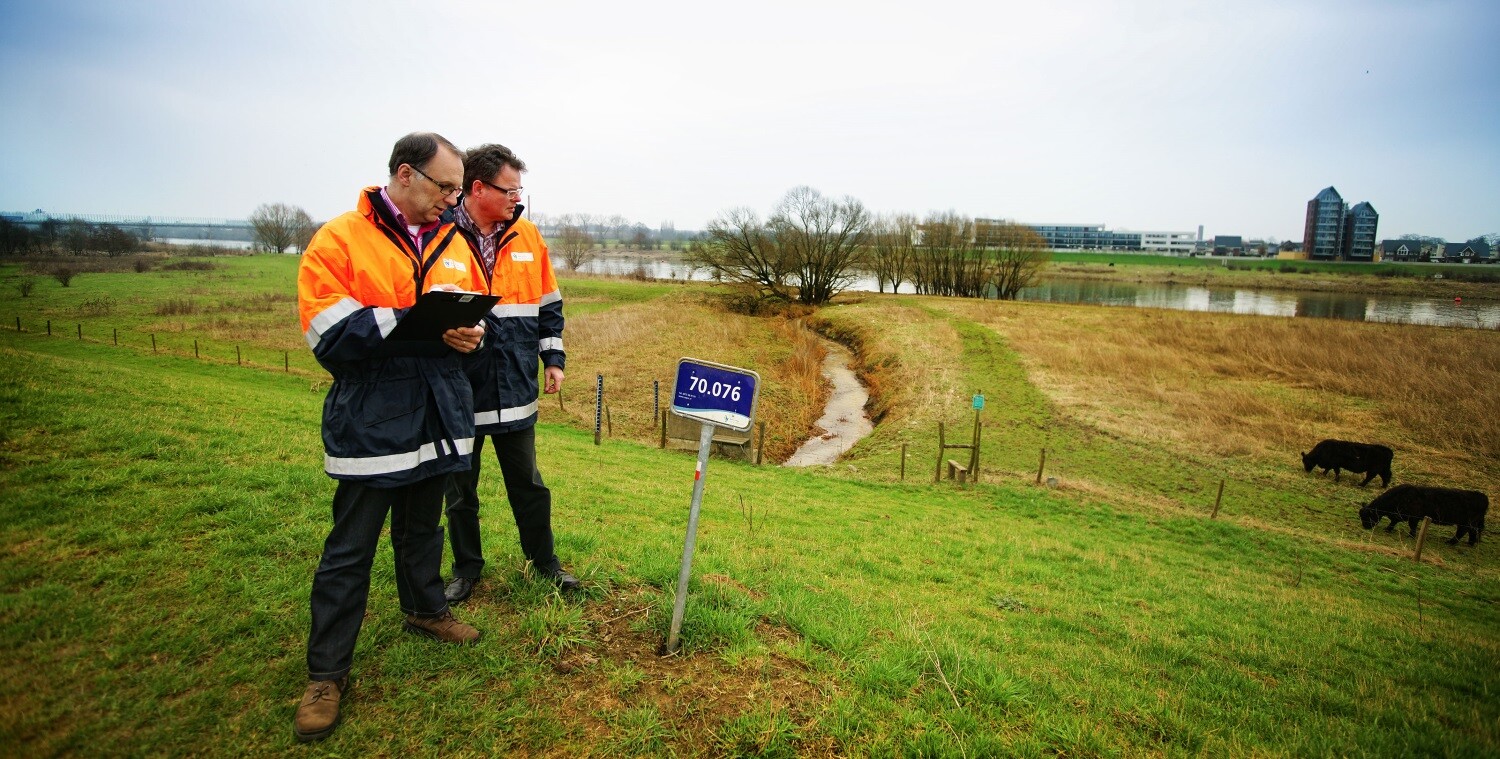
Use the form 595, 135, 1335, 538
388, 289, 498, 352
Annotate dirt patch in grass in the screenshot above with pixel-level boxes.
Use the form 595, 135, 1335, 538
544, 585, 834, 756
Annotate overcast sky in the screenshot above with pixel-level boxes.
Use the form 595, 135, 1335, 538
2, 0, 1496, 241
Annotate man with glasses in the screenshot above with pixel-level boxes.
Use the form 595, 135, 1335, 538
293, 132, 488, 742
440, 143, 579, 605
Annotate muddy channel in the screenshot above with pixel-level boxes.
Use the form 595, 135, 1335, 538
782, 339, 874, 467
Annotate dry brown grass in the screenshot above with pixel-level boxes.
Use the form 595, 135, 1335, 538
540, 291, 827, 462
937, 300, 1500, 488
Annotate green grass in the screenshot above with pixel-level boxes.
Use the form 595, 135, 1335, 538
1, 257, 1497, 755
1050, 250, 1499, 281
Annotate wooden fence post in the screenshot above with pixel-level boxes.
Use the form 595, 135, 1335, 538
46, 320, 51, 336
1413, 517, 1432, 562
151, 334, 156, 353
756, 421, 765, 465
113, 328, 118, 346
236, 346, 241, 365
77, 324, 82, 339
284, 352, 289, 372
194, 340, 199, 358
934, 421, 946, 484
1035, 448, 1046, 484
901, 443, 908, 481
660, 407, 667, 448
970, 415, 981, 483
1211, 479, 1225, 519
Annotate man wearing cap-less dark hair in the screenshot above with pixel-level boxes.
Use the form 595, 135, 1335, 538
440, 142, 578, 604
293, 132, 487, 742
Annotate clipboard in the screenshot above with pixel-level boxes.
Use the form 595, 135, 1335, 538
386, 290, 499, 341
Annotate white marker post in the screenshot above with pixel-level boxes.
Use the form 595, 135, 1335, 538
664, 358, 759, 654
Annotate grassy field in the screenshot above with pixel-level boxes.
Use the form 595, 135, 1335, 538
2, 254, 1498, 756
1050, 251, 1497, 278
1046, 252, 1500, 299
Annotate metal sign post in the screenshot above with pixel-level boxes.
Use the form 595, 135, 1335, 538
664, 358, 759, 655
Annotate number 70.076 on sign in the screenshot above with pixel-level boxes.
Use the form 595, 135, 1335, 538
670, 358, 760, 432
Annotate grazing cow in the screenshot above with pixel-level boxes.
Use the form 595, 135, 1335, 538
1301, 439, 1393, 487
1359, 484, 1489, 545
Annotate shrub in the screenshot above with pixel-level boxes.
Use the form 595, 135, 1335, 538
53, 267, 76, 287
79, 296, 115, 317
134, 257, 153, 273
156, 298, 200, 316
17, 277, 34, 297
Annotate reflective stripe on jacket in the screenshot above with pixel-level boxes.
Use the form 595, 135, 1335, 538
454, 211, 565, 434
298, 187, 489, 487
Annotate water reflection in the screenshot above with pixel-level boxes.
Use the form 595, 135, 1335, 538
574, 254, 1499, 329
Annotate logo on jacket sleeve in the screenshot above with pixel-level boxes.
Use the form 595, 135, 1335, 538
442, 258, 468, 272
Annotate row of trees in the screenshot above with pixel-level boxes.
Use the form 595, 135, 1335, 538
530, 213, 695, 252
3, 202, 317, 257
688, 187, 1051, 306
0, 217, 141, 257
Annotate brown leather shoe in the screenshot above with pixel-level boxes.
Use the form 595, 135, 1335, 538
403, 610, 481, 645
293, 678, 346, 742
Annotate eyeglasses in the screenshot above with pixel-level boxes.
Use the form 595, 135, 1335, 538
408, 164, 462, 198
480, 180, 524, 200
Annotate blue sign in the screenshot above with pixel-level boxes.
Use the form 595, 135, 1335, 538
972, 394, 985, 410
671, 358, 759, 432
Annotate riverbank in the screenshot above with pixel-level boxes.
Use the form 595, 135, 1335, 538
1046, 259, 1500, 301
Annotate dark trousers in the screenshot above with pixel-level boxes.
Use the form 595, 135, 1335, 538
306, 476, 449, 681
443, 426, 558, 579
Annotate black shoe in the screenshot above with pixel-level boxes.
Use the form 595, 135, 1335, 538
444, 576, 477, 604
548, 568, 582, 592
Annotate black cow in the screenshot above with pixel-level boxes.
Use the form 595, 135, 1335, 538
1301, 439, 1393, 487
1359, 484, 1489, 545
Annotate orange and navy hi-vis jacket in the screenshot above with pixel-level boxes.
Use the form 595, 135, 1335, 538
450, 207, 564, 435
297, 187, 488, 487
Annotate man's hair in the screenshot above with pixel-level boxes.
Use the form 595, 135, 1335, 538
388, 132, 463, 176
463, 143, 528, 190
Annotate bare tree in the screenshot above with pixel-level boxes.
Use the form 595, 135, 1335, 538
771, 186, 869, 305
604, 215, 631, 248
911, 212, 982, 297
553, 221, 597, 270
37, 218, 59, 250
865, 213, 918, 293
690, 207, 795, 301
0, 218, 31, 256
249, 203, 315, 254
693, 187, 868, 306
628, 224, 654, 250
62, 220, 93, 255
983, 222, 1051, 300
92, 224, 139, 257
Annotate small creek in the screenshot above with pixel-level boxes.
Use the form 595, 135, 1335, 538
782, 339, 875, 467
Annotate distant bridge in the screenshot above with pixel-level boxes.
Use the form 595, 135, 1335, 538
1, 211, 256, 244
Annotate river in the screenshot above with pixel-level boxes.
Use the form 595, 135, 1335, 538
576, 253, 1500, 329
